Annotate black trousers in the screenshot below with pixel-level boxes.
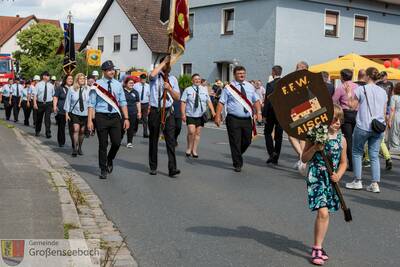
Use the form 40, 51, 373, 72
21, 100, 32, 126
141, 103, 149, 136
148, 107, 177, 171
174, 116, 182, 144
35, 102, 52, 135
121, 114, 137, 143
12, 96, 21, 122
3, 97, 12, 120
264, 114, 283, 159
341, 110, 357, 169
225, 114, 253, 168
95, 113, 122, 171
55, 113, 67, 146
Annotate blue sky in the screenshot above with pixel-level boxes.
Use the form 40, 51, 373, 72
0, 0, 107, 42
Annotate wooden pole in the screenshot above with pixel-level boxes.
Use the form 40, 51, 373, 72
320, 151, 352, 222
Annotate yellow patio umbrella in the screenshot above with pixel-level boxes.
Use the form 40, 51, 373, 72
309, 53, 400, 80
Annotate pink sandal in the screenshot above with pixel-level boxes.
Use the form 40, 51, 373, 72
311, 247, 325, 265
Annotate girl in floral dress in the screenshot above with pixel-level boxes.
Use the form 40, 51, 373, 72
301, 104, 348, 265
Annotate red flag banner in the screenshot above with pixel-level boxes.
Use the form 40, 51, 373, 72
167, 0, 190, 64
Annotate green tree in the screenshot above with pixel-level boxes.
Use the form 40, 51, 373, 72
13, 23, 63, 79
178, 74, 192, 91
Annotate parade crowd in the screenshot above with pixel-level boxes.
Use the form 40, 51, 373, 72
0, 57, 399, 266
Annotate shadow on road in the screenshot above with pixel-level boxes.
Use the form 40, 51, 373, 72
186, 226, 310, 261
347, 193, 400, 212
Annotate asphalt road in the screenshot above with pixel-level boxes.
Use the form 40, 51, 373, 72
8, 115, 400, 267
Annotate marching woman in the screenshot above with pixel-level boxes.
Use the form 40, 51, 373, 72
122, 77, 141, 148
181, 74, 216, 158
54, 74, 73, 147
19, 80, 33, 126
64, 73, 90, 157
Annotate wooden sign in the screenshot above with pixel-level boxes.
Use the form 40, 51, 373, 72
269, 70, 334, 140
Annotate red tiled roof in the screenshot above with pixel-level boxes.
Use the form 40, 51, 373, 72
80, 0, 169, 53
0, 15, 61, 46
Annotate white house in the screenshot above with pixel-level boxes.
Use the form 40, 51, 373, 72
79, 0, 169, 72
0, 15, 60, 55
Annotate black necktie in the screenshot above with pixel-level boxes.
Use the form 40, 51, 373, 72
107, 80, 112, 112
16, 85, 19, 98
141, 84, 145, 101
239, 83, 248, 113
194, 86, 200, 109
43, 82, 47, 102
79, 87, 84, 112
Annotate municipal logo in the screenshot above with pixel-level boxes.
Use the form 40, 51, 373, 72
1, 240, 25, 266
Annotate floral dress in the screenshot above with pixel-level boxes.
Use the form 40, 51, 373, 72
306, 133, 342, 212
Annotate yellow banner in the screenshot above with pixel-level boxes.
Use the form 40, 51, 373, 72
86, 49, 101, 66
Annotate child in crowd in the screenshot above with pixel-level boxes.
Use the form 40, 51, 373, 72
301, 104, 347, 265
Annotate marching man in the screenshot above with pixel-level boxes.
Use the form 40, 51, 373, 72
87, 60, 130, 179
214, 66, 262, 172
148, 56, 181, 177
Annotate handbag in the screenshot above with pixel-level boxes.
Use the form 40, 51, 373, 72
363, 86, 386, 134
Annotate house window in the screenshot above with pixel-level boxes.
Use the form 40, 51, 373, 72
98, 37, 104, 52
189, 13, 194, 37
113, 35, 121, 52
354, 15, 367, 41
222, 9, 234, 35
130, 34, 138, 50
182, 63, 192, 75
325, 10, 339, 37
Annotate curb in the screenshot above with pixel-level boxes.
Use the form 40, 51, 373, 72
12, 126, 138, 267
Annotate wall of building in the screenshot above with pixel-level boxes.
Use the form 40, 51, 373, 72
172, 0, 277, 82
0, 19, 36, 55
274, 0, 400, 75
87, 0, 153, 72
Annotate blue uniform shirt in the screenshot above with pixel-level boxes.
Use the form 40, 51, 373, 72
1, 84, 12, 97
11, 84, 23, 97
149, 73, 180, 108
33, 81, 55, 103
133, 82, 150, 104
21, 87, 32, 101
219, 80, 260, 118
181, 85, 210, 118
88, 78, 127, 113
64, 86, 90, 116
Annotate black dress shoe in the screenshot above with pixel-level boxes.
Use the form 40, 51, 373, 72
106, 160, 113, 173
169, 169, 181, 177
99, 170, 107, 179
71, 150, 77, 157
192, 154, 199, 159
46, 135, 52, 139
234, 167, 242, 172
266, 157, 274, 164
149, 169, 157, 175
185, 153, 191, 157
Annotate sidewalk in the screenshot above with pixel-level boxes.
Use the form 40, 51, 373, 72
0, 121, 63, 239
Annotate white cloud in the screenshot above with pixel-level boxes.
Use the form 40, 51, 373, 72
0, 0, 107, 41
